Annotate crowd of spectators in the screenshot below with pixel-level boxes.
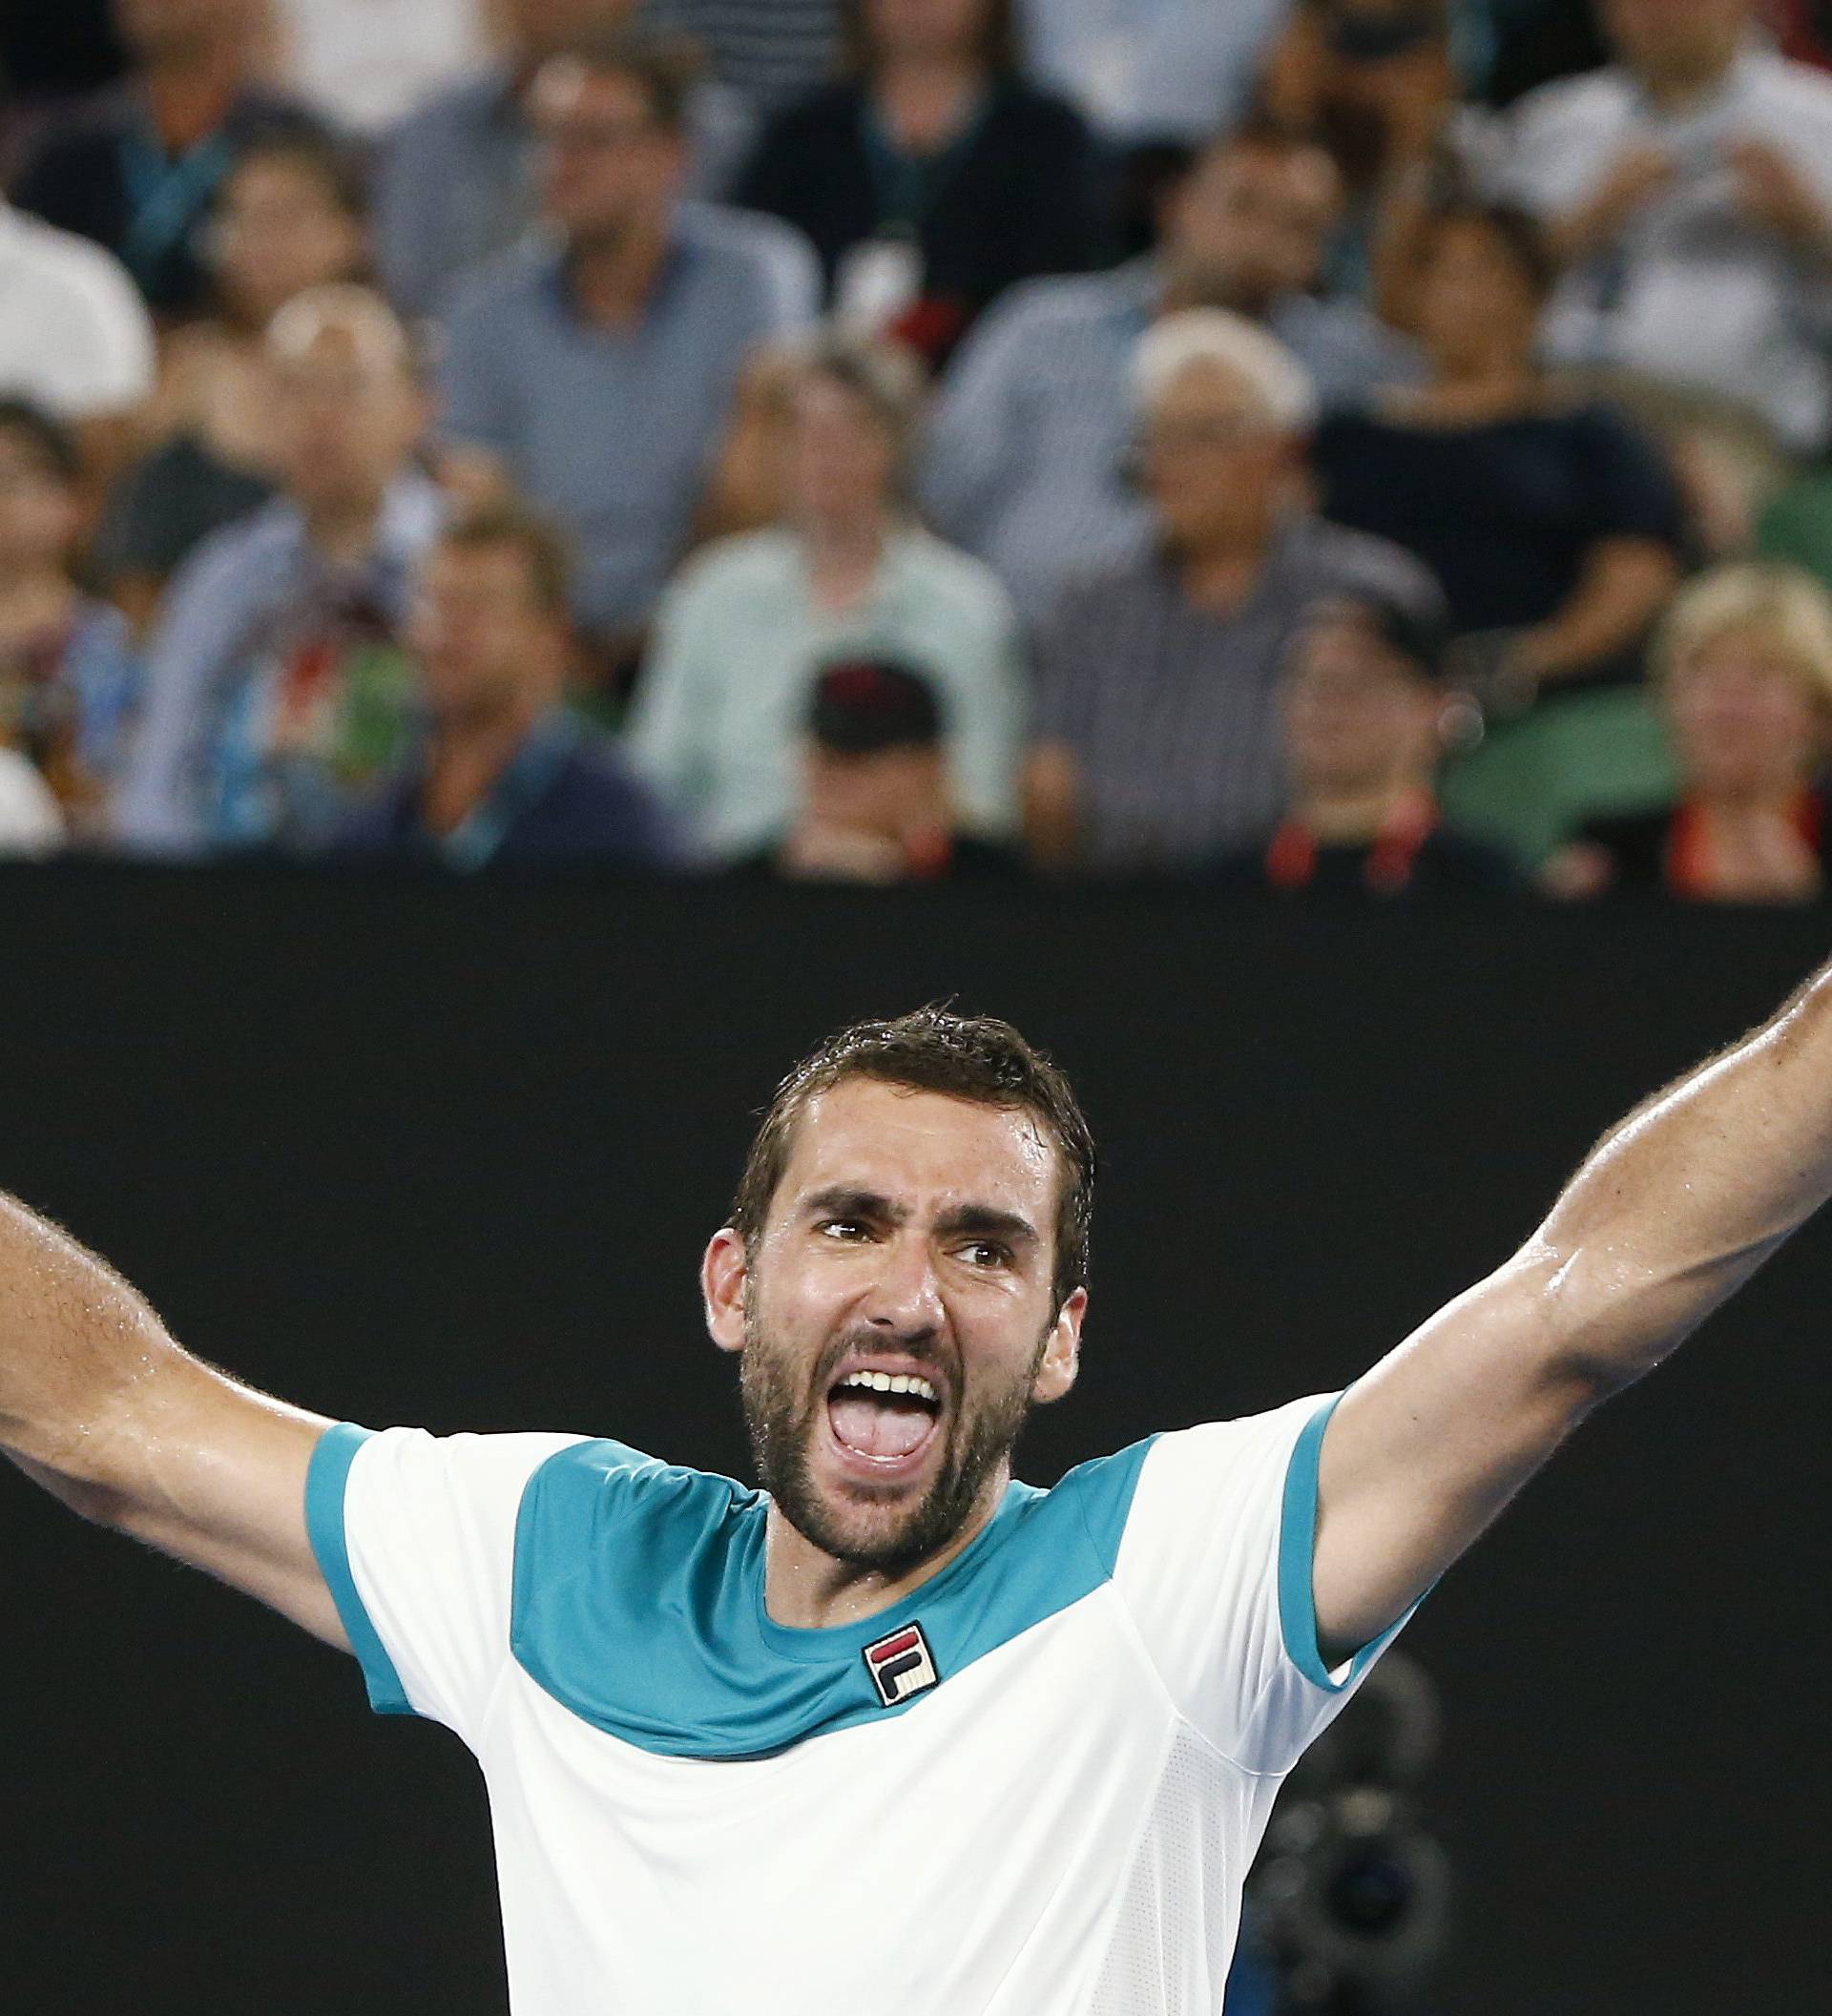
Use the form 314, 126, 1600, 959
10, 0, 1832, 902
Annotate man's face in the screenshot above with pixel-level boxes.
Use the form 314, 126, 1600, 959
803, 741, 945, 841
707, 1080, 1083, 1574
0, 431, 78, 575
1167, 142, 1342, 312
1281, 612, 1440, 797
113, 0, 246, 56
531, 62, 684, 245
1139, 360, 1295, 554
786, 376, 898, 525
1601, 0, 1749, 83
406, 541, 560, 725
269, 322, 425, 514
865, 0, 989, 64
503, 0, 635, 59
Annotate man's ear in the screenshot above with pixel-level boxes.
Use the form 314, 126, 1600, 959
1031, 1287, 1087, 1405
703, 1226, 750, 1354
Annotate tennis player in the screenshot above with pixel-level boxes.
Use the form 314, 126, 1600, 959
1, 993, 1822, 2009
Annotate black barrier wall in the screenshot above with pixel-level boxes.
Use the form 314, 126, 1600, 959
1, 866, 1824, 2014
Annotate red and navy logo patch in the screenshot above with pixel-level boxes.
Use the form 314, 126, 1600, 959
863, 1621, 939, 1708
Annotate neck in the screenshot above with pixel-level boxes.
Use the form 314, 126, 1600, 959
1639, 46, 1738, 114
141, 33, 247, 151
1176, 524, 1275, 612
802, 512, 888, 609
1294, 779, 1421, 843
302, 488, 386, 567
761, 1465, 1008, 1630
874, 50, 983, 148
1421, 352, 1538, 414
421, 694, 548, 836
568, 218, 670, 325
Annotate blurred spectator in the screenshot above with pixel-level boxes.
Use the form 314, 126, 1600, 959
0, 401, 138, 841
1312, 201, 1686, 705
10, 0, 329, 318
1215, 584, 1517, 895
1025, 309, 1437, 875
95, 129, 369, 623
0, 198, 156, 480
926, 121, 1420, 623
267, 0, 489, 135
627, 334, 1023, 860
1465, 0, 1609, 108
338, 506, 677, 867
1016, 0, 1290, 146
691, 341, 807, 546
735, 0, 1104, 364
437, 32, 818, 658
641, 0, 842, 116
1500, 0, 1832, 453
116, 285, 438, 856
1544, 561, 1832, 901
1259, 0, 1465, 300
746, 657, 1025, 881
373, 0, 755, 322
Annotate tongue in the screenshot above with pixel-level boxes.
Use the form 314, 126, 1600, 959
829, 1394, 934, 1460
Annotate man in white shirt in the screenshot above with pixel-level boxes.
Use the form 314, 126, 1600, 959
1501, 0, 1832, 450
0, 201, 156, 469
5, 984, 1832, 2007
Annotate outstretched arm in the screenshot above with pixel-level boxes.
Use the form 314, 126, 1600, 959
1313, 958, 1832, 1660
0, 1192, 345, 1647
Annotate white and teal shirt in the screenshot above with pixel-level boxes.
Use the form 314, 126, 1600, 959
305, 1392, 1409, 2013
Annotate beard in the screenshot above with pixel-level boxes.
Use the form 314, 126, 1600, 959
739, 1304, 1048, 1576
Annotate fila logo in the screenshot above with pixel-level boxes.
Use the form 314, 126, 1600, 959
863, 1622, 940, 1708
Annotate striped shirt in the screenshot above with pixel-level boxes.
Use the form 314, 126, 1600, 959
642, 0, 840, 115
1032, 519, 1442, 874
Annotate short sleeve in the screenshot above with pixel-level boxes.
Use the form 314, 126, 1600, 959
1112, 1394, 1415, 1777
305, 1423, 585, 1746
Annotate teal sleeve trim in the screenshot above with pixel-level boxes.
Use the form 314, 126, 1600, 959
305, 1423, 415, 1716
1277, 1392, 1409, 1693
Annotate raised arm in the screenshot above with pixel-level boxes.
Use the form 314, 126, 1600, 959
0, 1191, 345, 1647
1313, 958, 1832, 1660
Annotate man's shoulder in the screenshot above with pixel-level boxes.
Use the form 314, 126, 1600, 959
885, 526, 1017, 621
675, 197, 819, 292
961, 261, 1153, 350
381, 62, 510, 149
1744, 47, 1832, 127
441, 235, 560, 327
1508, 61, 1635, 143
666, 526, 802, 606
1298, 514, 1444, 602
0, 205, 144, 314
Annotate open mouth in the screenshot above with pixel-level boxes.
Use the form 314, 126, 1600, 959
824, 1368, 944, 1469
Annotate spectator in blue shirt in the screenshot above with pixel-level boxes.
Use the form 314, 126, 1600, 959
437, 29, 819, 666
925, 120, 1420, 624
373, 0, 757, 323
338, 505, 677, 870
116, 284, 441, 857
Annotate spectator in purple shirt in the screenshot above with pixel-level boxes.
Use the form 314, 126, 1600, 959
338, 506, 678, 869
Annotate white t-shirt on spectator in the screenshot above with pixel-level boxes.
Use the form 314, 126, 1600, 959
0, 204, 156, 422
0, 751, 66, 858
271, 0, 489, 133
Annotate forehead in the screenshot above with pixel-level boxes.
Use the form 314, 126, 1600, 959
775, 1080, 1059, 1217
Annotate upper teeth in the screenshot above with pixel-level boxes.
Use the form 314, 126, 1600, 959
839, 1371, 938, 1402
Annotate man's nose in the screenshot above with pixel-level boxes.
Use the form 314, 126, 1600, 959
864, 1233, 945, 1337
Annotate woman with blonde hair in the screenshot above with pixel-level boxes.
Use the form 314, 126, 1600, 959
1544, 562, 1832, 903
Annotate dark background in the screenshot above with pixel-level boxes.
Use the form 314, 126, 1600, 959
0, 867, 1822, 2012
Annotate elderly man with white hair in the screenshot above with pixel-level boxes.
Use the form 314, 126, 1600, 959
116, 285, 441, 859
1025, 307, 1444, 876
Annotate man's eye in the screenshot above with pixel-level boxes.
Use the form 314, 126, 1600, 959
960, 1241, 1011, 1269
818, 1218, 867, 1240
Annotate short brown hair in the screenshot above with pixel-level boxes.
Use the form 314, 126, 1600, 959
730, 1006, 1096, 1310
548, 29, 702, 133
838, 0, 1019, 77
437, 503, 574, 616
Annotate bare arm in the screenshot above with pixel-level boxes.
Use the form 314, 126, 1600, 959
1313, 960, 1832, 1658
0, 1191, 346, 1648
1508, 536, 1680, 691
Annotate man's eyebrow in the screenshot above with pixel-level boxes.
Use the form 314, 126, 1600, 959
801, 1185, 907, 1225
933, 1204, 1040, 1248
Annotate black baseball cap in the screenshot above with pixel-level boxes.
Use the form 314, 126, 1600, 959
808, 658, 944, 754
